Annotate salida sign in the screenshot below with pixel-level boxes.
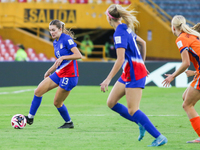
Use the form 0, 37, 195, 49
24, 9, 76, 23
146, 62, 194, 87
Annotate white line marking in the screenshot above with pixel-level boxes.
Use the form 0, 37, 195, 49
0, 89, 34, 95
0, 114, 183, 117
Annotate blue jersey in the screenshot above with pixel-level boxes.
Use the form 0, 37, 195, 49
113, 23, 147, 82
53, 33, 79, 77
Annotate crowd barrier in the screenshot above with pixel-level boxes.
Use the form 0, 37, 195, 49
0, 61, 194, 87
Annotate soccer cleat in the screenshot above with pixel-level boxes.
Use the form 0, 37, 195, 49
148, 134, 168, 147
186, 137, 200, 143
25, 116, 34, 125
138, 123, 146, 141
58, 122, 74, 129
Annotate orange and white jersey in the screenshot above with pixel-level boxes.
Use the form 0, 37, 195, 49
176, 32, 200, 72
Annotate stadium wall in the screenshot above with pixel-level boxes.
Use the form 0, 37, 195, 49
0, 61, 194, 87
0, 2, 181, 60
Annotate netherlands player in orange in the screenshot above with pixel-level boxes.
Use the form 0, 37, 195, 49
162, 15, 200, 143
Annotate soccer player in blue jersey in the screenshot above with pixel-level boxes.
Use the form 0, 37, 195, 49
100, 4, 167, 146
25, 20, 82, 128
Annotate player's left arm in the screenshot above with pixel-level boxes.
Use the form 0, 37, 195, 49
136, 36, 146, 61
55, 47, 82, 68
162, 50, 190, 87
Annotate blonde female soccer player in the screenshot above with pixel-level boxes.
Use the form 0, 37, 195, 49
100, 4, 167, 147
162, 15, 200, 143
25, 20, 82, 128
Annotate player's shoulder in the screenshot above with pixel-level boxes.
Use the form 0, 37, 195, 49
114, 23, 128, 36
176, 33, 187, 42
61, 33, 72, 40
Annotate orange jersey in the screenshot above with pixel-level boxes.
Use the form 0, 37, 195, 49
176, 32, 200, 72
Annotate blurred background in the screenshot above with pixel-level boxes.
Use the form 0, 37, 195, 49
0, 0, 199, 86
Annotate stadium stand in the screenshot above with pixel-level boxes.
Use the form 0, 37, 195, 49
0, 35, 55, 61
0, 0, 131, 4
150, 0, 200, 24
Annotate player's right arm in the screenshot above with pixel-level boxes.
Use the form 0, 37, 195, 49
100, 48, 125, 92
44, 63, 57, 78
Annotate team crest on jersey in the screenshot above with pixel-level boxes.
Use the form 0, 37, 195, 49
68, 39, 74, 45
115, 36, 121, 44
60, 43, 63, 49
177, 41, 183, 48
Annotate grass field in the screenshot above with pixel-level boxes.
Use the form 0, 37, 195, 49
0, 86, 200, 150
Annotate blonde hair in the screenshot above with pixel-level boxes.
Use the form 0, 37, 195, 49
107, 4, 139, 32
49, 19, 75, 39
192, 23, 200, 33
172, 15, 200, 38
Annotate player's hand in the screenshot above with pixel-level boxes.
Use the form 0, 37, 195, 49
44, 72, 51, 79
100, 79, 111, 92
185, 70, 197, 77
146, 68, 150, 77
55, 57, 64, 68
162, 74, 175, 87
144, 65, 150, 77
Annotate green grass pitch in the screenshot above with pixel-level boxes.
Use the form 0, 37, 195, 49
0, 86, 200, 150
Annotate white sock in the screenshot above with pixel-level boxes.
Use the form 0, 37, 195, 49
66, 120, 72, 123
28, 114, 34, 119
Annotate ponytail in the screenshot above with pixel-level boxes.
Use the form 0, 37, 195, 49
192, 23, 200, 33
172, 15, 200, 38
62, 24, 75, 39
107, 4, 139, 32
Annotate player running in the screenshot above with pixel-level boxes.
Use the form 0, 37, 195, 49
25, 19, 82, 128
100, 4, 167, 147
162, 15, 200, 143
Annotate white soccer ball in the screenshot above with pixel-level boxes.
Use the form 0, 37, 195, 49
11, 114, 27, 129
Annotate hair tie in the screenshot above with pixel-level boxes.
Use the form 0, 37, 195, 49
60, 21, 65, 25
106, 9, 120, 20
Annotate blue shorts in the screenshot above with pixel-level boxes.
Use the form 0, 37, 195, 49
49, 72, 78, 91
118, 76, 146, 89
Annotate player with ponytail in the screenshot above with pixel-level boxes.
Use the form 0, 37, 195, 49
25, 19, 82, 129
101, 4, 167, 147
163, 15, 200, 143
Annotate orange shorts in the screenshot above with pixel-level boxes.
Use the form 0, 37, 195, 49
191, 73, 200, 90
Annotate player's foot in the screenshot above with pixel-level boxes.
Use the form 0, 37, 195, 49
138, 123, 146, 141
25, 116, 34, 125
186, 137, 200, 143
148, 134, 168, 147
58, 122, 74, 129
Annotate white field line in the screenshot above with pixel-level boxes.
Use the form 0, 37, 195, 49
0, 114, 183, 117
0, 89, 34, 95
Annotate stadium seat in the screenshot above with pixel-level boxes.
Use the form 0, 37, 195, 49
0, 56, 4, 61
0, 48, 7, 56
50, 57, 56, 61
18, 0, 27, 2
152, 0, 200, 23
68, 0, 76, 3
77, 0, 88, 3
8, 48, 16, 57
38, 53, 48, 61
122, 0, 130, 5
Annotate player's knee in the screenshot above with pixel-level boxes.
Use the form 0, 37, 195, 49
54, 101, 62, 108
107, 101, 113, 108
128, 108, 136, 116
34, 88, 41, 97
182, 102, 189, 111
182, 94, 185, 101
107, 99, 116, 109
